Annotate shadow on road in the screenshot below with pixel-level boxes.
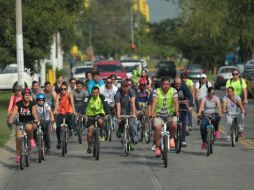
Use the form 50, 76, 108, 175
0, 159, 19, 171
181, 150, 204, 157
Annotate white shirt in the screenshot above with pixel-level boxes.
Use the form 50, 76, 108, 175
195, 81, 212, 100
99, 85, 118, 107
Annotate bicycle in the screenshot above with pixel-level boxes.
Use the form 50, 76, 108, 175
36, 121, 45, 163
16, 121, 32, 170
119, 115, 134, 156
105, 114, 114, 142
137, 104, 151, 143
202, 113, 218, 156
88, 115, 101, 160
60, 116, 69, 156
227, 112, 239, 147
175, 116, 183, 154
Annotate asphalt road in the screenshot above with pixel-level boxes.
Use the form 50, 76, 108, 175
0, 89, 254, 190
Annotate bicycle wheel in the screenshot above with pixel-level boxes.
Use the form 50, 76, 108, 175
210, 129, 214, 154
163, 135, 168, 168
123, 127, 129, 156
38, 134, 42, 163
77, 122, 82, 144
25, 137, 30, 167
206, 128, 211, 156
108, 117, 112, 142
20, 137, 25, 170
231, 124, 236, 147
95, 127, 100, 160
235, 120, 239, 142
175, 122, 182, 153
61, 130, 66, 156
144, 118, 151, 144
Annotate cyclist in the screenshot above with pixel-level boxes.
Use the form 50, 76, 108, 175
7, 85, 23, 129
69, 78, 77, 91
226, 68, 247, 137
171, 76, 194, 147
139, 70, 152, 90
110, 74, 121, 88
85, 71, 93, 89
53, 75, 63, 95
35, 93, 54, 152
137, 81, 150, 108
54, 82, 76, 149
43, 81, 56, 111
31, 80, 42, 101
8, 88, 39, 163
197, 87, 222, 149
181, 72, 194, 131
150, 78, 179, 157
72, 80, 88, 114
222, 87, 245, 141
132, 65, 142, 83
115, 80, 138, 151
83, 86, 110, 153
87, 71, 105, 94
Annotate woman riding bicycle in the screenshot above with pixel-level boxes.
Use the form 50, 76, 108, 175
197, 87, 222, 149
222, 87, 245, 141
8, 88, 39, 163
54, 82, 75, 149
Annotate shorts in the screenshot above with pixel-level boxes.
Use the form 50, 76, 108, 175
85, 116, 104, 128
153, 116, 177, 127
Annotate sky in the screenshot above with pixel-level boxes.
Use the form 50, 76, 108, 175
147, 0, 179, 23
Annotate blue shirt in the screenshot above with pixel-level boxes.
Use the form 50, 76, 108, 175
87, 79, 105, 94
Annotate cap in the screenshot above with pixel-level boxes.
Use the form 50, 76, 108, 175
201, 74, 207, 78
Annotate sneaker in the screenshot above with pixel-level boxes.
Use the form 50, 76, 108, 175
182, 142, 187, 147
87, 146, 92, 154
155, 148, 161, 157
116, 130, 121, 139
99, 136, 105, 142
215, 131, 220, 139
201, 142, 207, 150
188, 125, 192, 131
56, 143, 61, 149
151, 144, 156, 151
30, 139, 36, 148
16, 155, 20, 163
225, 135, 230, 142
130, 143, 135, 151
239, 132, 244, 137
170, 138, 175, 148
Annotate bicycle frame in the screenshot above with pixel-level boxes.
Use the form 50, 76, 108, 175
227, 112, 239, 147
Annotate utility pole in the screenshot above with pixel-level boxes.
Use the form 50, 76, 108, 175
16, 0, 25, 87
130, 1, 135, 57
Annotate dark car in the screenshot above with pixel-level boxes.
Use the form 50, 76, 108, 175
185, 64, 205, 80
156, 61, 176, 79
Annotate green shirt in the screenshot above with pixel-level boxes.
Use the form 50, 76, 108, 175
226, 78, 246, 97
185, 79, 194, 89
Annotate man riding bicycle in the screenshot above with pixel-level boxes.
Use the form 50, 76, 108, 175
83, 86, 110, 153
115, 80, 138, 151
72, 80, 88, 114
222, 87, 245, 141
8, 88, 39, 163
171, 76, 194, 147
150, 78, 179, 157
197, 87, 222, 149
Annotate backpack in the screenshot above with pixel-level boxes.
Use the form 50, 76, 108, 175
199, 81, 209, 89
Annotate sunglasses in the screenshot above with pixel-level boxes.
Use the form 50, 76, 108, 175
61, 88, 67, 91
106, 82, 112, 84
232, 73, 239, 76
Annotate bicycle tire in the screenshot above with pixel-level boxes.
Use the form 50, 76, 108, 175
163, 135, 168, 168
95, 127, 100, 160
20, 137, 25, 170
77, 126, 82, 144
144, 118, 151, 144
61, 131, 66, 156
175, 122, 182, 153
109, 117, 112, 142
207, 128, 211, 156
123, 127, 129, 156
231, 124, 236, 147
25, 138, 30, 167
235, 120, 239, 142
210, 129, 214, 154
38, 134, 42, 163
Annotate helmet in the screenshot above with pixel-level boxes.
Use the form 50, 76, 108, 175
36, 93, 46, 100
139, 78, 147, 85
22, 88, 31, 95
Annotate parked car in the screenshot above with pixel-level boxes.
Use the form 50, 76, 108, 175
245, 59, 254, 71
0, 64, 39, 90
121, 60, 143, 78
241, 70, 254, 98
72, 65, 93, 81
214, 66, 237, 89
156, 61, 176, 79
185, 64, 205, 80
93, 60, 128, 82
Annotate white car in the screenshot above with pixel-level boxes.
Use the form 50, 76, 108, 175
214, 65, 237, 89
0, 64, 39, 90
120, 60, 143, 78
72, 65, 93, 81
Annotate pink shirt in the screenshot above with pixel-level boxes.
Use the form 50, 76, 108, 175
8, 95, 22, 113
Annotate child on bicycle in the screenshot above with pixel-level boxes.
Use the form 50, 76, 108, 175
36, 93, 54, 152
222, 87, 245, 141
197, 87, 222, 149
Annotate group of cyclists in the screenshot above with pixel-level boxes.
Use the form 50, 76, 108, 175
7, 65, 248, 164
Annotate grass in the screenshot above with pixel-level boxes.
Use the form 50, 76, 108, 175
0, 91, 12, 147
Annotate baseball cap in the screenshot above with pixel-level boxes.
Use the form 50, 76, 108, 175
201, 74, 207, 78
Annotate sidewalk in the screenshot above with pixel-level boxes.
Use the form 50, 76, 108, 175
0, 137, 16, 190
